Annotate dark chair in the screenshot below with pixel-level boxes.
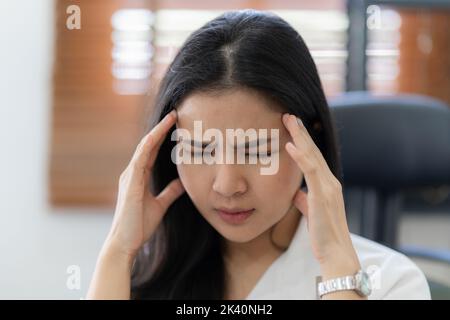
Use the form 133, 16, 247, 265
328, 91, 450, 298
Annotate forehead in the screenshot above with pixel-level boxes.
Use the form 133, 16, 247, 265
176, 89, 285, 131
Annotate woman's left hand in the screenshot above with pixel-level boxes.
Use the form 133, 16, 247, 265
282, 114, 361, 281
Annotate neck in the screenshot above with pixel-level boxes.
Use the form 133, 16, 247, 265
221, 205, 302, 299
222, 205, 302, 268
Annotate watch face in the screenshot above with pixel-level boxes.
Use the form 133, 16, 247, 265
358, 271, 372, 297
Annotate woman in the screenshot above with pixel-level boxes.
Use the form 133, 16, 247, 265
87, 10, 430, 300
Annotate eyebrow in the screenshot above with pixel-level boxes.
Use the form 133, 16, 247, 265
182, 138, 272, 149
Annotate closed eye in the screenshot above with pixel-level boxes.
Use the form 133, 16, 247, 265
245, 151, 272, 157
187, 149, 274, 157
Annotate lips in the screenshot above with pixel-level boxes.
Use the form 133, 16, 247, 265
214, 207, 255, 224
215, 207, 254, 214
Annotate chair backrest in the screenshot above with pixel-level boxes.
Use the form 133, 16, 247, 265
328, 92, 450, 247
330, 92, 450, 191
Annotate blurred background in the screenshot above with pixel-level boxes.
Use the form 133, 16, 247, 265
0, 0, 448, 299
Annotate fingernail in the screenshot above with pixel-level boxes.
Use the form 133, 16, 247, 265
296, 117, 303, 127
166, 110, 175, 120
289, 114, 298, 124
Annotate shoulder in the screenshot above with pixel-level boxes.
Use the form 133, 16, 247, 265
350, 233, 431, 300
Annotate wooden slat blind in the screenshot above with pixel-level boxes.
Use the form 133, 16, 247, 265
50, 0, 154, 207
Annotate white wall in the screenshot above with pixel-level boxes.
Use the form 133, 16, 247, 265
0, 0, 113, 299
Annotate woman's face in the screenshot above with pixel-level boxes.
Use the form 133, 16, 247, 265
175, 88, 303, 243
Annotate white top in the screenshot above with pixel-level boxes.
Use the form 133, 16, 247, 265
246, 216, 431, 300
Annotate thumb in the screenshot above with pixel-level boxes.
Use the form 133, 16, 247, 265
293, 187, 308, 217
156, 178, 185, 213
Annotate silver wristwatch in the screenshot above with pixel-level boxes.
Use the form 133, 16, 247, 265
317, 270, 372, 299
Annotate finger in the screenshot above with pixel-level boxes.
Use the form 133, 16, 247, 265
155, 178, 185, 212
143, 110, 179, 179
285, 141, 323, 196
145, 123, 172, 171
127, 110, 177, 190
283, 114, 334, 193
131, 110, 177, 168
282, 114, 328, 170
293, 189, 310, 231
293, 188, 309, 216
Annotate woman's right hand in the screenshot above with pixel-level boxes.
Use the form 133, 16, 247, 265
103, 110, 185, 261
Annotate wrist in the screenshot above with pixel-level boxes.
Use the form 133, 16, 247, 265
100, 237, 136, 271
319, 248, 361, 281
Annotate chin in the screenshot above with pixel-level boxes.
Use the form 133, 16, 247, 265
219, 231, 257, 243
199, 210, 268, 243
210, 221, 264, 243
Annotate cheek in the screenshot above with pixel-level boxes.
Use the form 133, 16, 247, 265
270, 152, 303, 200
247, 157, 301, 214
176, 164, 210, 204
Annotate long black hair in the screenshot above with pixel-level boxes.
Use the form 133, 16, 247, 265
130, 9, 342, 299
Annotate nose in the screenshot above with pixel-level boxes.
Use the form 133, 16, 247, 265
212, 164, 248, 198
